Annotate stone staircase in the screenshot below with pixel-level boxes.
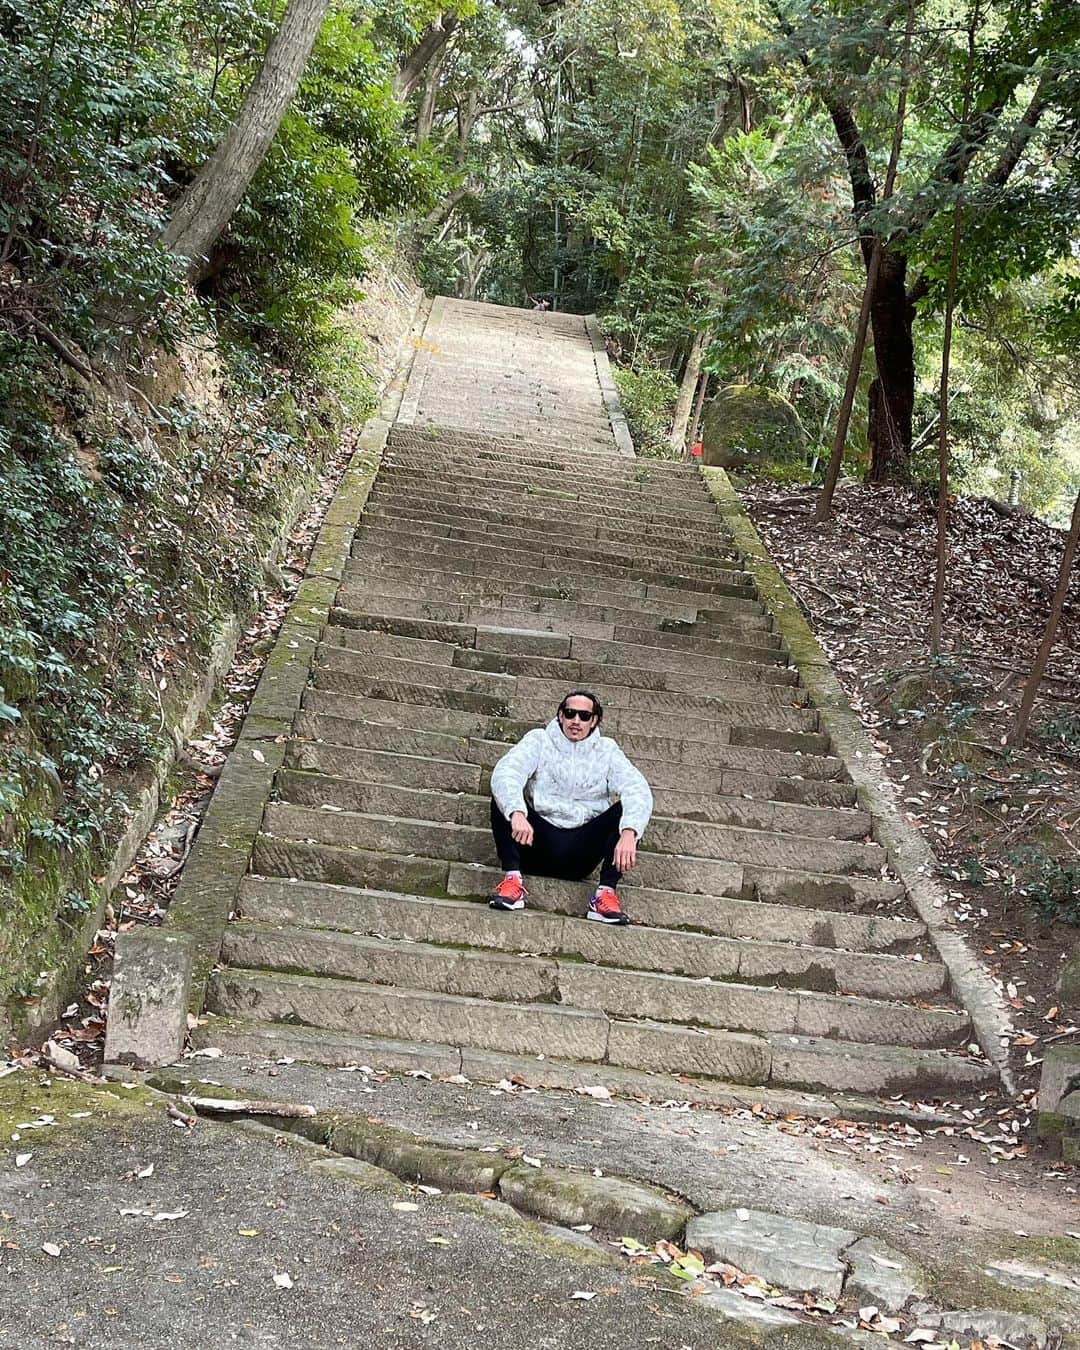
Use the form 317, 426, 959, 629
189, 299, 995, 1107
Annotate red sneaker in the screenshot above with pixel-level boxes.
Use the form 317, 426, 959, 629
587, 885, 629, 925
488, 874, 528, 911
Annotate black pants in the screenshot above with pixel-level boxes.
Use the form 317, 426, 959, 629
490, 799, 623, 888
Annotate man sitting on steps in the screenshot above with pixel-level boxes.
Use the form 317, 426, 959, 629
487, 689, 653, 925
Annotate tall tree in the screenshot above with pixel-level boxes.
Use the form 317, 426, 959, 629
771, 0, 1079, 481
161, 0, 334, 279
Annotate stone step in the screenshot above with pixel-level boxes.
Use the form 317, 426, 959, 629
355, 510, 740, 567
346, 558, 767, 615
303, 684, 823, 756
375, 464, 722, 524
352, 535, 757, 594
370, 491, 722, 543
442, 865, 919, 951
286, 738, 858, 814
447, 644, 795, 701
369, 480, 720, 540
285, 742, 485, 794
387, 426, 695, 474
335, 580, 774, 635
363, 498, 727, 553
236, 881, 945, 1000
353, 519, 747, 582
386, 430, 691, 474
314, 645, 814, 735
276, 768, 865, 843
253, 832, 746, 902
331, 609, 797, 686
224, 918, 950, 1028
205, 970, 987, 1094
191, 1013, 996, 1099
382, 443, 717, 496
335, 595, 621, 645
257, 815, 900, 915
316, 644, 514, 697
509, 671, 805, 711
261, 803, 887, 880
359, 505, 740, 564
292, 708, 849, 792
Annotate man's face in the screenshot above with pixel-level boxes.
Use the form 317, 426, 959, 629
558, 695, 598, 742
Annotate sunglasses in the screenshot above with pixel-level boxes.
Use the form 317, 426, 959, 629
560, 706, 596, 721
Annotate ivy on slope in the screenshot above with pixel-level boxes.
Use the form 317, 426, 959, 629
0, 0, 432, 1010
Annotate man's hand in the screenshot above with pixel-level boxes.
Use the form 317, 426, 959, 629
510, 811, 534, 846
613, 827, 637, 873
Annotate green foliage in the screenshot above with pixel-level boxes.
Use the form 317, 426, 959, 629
0, 0, 436, 1005
612, 365, 678, 458
1006, 848, 1080, 926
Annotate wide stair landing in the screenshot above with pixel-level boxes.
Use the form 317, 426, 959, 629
197, 376, 994, 1105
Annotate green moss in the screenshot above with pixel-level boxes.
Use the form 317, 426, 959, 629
0, 1070, 155, 1144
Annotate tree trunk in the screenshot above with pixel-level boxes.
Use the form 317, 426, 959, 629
668, 331, 706, 454
415, 52, 445, 144
396, 13, 458, 99
689, 368, 709, 449
1009, 487, 1080, 746
813, 245, 880, 522
866, 247, 916, 482
160, 0, 332, 279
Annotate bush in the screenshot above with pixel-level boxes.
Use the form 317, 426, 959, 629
612, 365, 678, 458
1006, 847, 1080, 925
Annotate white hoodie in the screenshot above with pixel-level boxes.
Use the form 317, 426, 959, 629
490, 718, 653, 839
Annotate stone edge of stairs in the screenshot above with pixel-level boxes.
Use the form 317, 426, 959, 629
700, 468, 1014, 1091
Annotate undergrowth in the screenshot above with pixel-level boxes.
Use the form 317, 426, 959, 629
0, 0, 429, 1015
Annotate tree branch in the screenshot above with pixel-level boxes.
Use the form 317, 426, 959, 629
906, 77, 1050, 305
19, 311, 93, 381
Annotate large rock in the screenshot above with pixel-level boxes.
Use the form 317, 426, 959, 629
700, 385, 808, 472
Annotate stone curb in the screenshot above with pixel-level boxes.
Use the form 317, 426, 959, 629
585, 314, 635, 458
131, 1071, 1060, 1347
699, 468, 1014, 1093
396, 294, 440, 426
119, 301, 430, 1061
142, 1073, 690, 1243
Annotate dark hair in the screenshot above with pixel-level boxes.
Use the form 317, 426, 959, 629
558, 689, 603, 724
